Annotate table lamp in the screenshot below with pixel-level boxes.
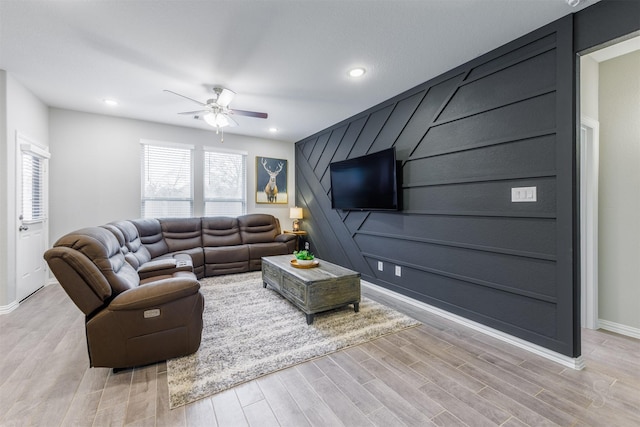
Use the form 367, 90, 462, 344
290, 207, 303, 231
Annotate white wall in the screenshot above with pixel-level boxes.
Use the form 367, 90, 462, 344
598, 51, 640, 330
0, 71, 49, 309
49, 108, 295, 242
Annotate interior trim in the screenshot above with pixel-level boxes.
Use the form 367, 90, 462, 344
598, 319, 640, 340
0, 301, 19, 315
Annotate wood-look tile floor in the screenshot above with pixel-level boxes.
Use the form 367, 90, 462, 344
1, 283, 639, 426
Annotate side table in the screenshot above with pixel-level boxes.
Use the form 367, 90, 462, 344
284, 230, 308, 251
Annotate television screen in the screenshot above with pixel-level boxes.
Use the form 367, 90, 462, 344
329, 148, 400, 211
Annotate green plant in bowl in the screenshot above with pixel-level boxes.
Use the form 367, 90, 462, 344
293, 250, 315, 265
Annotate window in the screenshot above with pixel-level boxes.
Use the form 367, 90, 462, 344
141, 141, 193, 218
21, 152, 46, 222
204, 148, 247, 216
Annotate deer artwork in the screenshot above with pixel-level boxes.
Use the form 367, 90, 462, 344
261, 158, 284, 203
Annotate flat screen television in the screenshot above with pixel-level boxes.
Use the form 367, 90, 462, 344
329, 147, 400, 211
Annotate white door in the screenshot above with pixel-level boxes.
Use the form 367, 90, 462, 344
16, 133, 50, 302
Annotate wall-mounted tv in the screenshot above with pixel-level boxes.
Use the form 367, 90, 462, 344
329, 147, 400, 211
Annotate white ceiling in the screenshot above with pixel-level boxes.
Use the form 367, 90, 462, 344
0, 0, 597, 143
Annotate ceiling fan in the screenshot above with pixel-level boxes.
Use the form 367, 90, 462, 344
164, 86, 268, 136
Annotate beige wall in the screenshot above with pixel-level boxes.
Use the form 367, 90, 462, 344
598, 50, 640, 330
48, 108, 295, 243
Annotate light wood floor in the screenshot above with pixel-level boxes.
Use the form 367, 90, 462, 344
1, 283, 639, 427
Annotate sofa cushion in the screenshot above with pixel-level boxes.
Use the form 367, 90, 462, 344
202, 217, 242, 247
205, 245, 249, 264
161, 218, 203, 252
130, 218, 169, 258
111, 220, 152, 268
238, 214, 279, 244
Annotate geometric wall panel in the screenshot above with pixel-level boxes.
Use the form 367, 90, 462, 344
295, 17, 577, 356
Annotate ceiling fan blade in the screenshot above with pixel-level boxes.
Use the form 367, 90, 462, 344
163, 89, 206, 106
215, 88, 235, 107
178, 110, 207, 115
230, 109, 268, 119
226, 115, 239, 127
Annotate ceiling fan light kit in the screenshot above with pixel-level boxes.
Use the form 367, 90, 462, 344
204, 112, 230, 128
164, 86, 268, 142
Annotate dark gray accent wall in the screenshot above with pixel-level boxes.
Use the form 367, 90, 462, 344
294, 0, 639, 358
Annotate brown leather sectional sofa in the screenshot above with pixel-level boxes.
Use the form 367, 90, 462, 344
44, 213, 297, 369
109, 214, 297, 278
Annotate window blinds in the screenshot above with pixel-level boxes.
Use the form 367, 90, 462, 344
204, 149, 247, 216
21, 153, 45, 222
141, 143, 193, 218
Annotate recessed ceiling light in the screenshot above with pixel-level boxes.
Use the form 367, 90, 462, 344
348, 67, 366, 78
103, 99, 118, 106
269, 127, 278, 133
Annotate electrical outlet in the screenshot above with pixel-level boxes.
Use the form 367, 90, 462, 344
377, 261, 384, 271
395, 265, 402, 277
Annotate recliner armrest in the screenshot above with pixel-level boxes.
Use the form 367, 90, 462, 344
109, 277, 201, 311
275, 233, 297, 243
137, 257, 193, 279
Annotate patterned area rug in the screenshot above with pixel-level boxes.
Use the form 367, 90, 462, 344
166, 271, 420, 408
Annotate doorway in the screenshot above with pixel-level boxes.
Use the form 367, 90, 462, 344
15, 132, 50, 302
579, 36, 640, 338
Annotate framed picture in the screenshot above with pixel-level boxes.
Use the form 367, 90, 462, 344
256, 156, 288, 204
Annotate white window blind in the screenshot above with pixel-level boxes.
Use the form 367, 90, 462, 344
204, 149, 247, 216
141, 142, 193, 218
21, 152, 45, 222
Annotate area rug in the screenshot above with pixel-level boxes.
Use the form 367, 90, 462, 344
166, 271, 420, 408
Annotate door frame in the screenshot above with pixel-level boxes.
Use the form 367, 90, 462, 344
579, 116, 599, 330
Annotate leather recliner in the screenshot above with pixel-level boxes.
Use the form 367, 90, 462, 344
44, 226, 204, 369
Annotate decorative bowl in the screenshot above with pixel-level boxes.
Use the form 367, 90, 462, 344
296, 258, 315, 266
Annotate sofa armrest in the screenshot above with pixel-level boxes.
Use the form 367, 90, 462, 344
109, 277, 200, 311
137, 258, 193, 279
275, 233, 297, 243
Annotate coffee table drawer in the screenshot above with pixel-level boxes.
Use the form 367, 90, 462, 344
262, 262, 282, 291
308, 277, 360, 311
282, 275, 306, 304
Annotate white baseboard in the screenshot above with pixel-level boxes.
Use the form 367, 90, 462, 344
0, 280, 59, 316
362, 280, 585, 370
0, 300, 19, 315
598, 319, 640, 340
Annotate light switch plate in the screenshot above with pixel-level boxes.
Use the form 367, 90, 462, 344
395, 265, 402, 277
511, 186, 537, 202
377, 261, 384, 271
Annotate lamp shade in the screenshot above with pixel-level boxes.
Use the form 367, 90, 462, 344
289, 207, 303, 220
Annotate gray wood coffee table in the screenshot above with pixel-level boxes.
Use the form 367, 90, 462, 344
262, 255, 361, 325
